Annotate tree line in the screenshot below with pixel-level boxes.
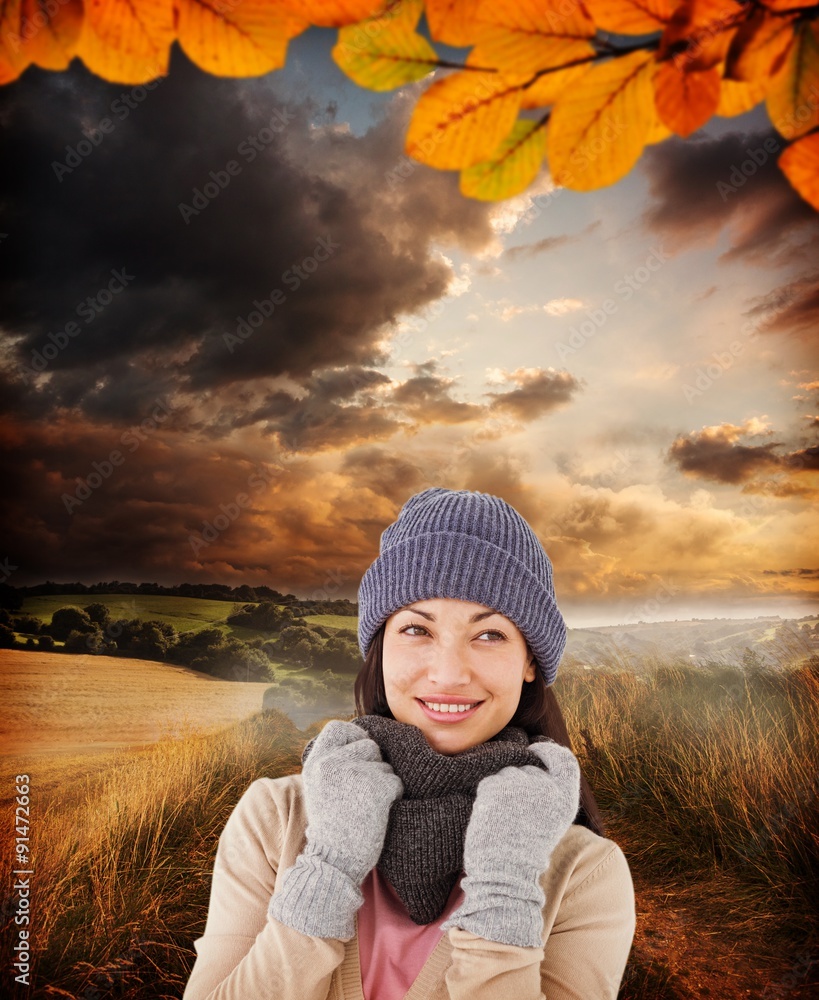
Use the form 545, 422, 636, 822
0, 601, 361, 682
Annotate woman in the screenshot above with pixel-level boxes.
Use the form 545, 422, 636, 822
183, 487, 636, 1000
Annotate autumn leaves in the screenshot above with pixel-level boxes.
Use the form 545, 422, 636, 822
1, 0, 817, 209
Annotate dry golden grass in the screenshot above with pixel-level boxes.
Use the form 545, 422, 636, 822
0, 650, 272, 800
0, 653, 816, 998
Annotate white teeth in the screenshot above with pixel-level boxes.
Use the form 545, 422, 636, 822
423, 701, 478, 713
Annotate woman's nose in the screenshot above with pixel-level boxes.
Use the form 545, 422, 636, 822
425, 645, 471, 687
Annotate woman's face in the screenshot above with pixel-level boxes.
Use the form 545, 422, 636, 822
381, 597, 536, 755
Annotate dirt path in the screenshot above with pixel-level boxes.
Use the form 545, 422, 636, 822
623, 861, 818, 998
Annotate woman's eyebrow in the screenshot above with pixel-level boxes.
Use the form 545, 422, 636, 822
403, 606, 500, 623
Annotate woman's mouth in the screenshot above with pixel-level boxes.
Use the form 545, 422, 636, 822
416, 698, 483, 722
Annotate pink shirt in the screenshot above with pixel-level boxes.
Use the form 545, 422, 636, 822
358, 868, 465, 1000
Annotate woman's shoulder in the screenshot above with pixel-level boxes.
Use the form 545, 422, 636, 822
544, 822, 634, 909
222, 772, 306, 840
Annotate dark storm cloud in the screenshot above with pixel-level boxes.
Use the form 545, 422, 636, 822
0, 52, 498, 425
484, 369, 583, 421
640, 131, 819, 265
227, 366, 402, 451
744, 277, 819, 338
666, 423, 818, 484
340, 447, 426, 503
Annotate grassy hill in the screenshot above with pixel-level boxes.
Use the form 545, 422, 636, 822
20, 593, 355, 640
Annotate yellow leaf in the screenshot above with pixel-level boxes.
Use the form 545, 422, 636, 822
716, 72, 769, 116
548, 49, 656, 191
654, 61, 720, 137
405, 70, 523, 170
76, 0, 174, 83
333, 0, 437, 90
425, 0, 481, 47
726, 9, 795, 82
779, 131, 819, 211
3, 0, 83, 71
583, 0, 674, 35
520, 61, 594, 108
460, 117, 547, 200
283, 0, 388, 28
766, 22, 819, 141
471, 0, 596, 76
176, 0, 308, 78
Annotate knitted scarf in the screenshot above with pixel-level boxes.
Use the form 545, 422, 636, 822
302, 714, 551, 924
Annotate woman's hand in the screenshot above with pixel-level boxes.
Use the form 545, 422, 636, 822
268, 720, 404, 940
441, 740, 581, 948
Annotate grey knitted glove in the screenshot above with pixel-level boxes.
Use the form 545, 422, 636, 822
441, 739, 581, 948
268, 719, 404, 940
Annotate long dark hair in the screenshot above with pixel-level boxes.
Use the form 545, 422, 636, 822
354, 623, 607, 837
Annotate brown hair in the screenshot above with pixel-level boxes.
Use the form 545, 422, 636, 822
353, 624, 607, 837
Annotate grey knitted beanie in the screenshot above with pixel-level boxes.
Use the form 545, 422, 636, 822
357, 486, 567, 686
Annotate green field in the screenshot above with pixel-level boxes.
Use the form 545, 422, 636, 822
21, 594, 357, 639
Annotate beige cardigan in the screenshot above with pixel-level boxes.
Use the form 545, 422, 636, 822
183, 773, 636, 1000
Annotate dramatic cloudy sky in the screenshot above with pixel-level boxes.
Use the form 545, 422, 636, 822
2, 28, 817, 626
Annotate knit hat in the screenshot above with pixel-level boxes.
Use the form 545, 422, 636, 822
357, 487, 567, 686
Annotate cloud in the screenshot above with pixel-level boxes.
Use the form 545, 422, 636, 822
667, 419, 819, 485
483, 367, 583, 421
486, 297, 585, 322
503, 234, 574, 261
0, 54, 499, 427
640, 131, 819, 265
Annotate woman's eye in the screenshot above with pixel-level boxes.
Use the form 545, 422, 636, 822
477, 630, 505, 641
401, 623, 429, 636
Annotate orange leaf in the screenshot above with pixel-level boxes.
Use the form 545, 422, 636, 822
548, 49, 656, 190
0, 0, 32, 80
725, 9, 796, 82
779, 131, 819, 211
176, 0, 308, 78
766, 22, 819, 141
660, 0, 746, 72
405, 70, 523, 169
654, 60, 720, 137
282, 0, 387, 28
77, 0, 174, 83
520, 60, 594, 108
425, 0, 481, 47
471, 0, 596, 76
716, 71, 769, 116
583, 0, 674, 35
759, 0, 808, 10
3, 0, 83, 71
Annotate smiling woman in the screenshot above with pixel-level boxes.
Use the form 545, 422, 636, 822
183, 487, 636, 1000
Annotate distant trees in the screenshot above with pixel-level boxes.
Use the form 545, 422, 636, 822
3, 595, 363, 681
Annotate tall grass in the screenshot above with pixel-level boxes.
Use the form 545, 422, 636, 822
2, 661, 817, 997
2, 710, 306, 999
559, 660, 819, 920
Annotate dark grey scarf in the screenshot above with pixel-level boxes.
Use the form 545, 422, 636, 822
302, 714, 552, 924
